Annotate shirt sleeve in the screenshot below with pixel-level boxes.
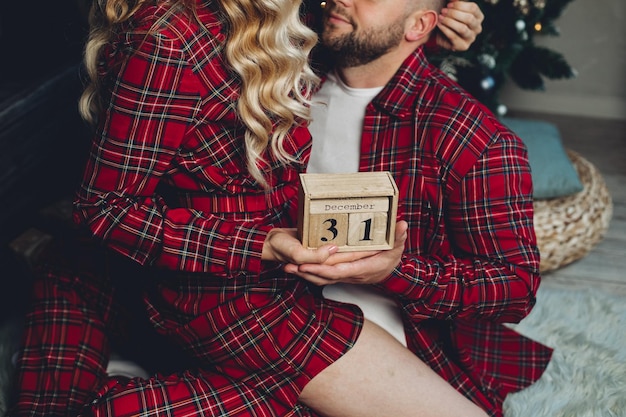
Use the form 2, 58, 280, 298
73, 29, 270, 277
378, 137, 540, 323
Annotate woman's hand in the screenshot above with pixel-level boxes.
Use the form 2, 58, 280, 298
283, 221, 408, 286
262, 228, 339, 265
436, 1, 484, 51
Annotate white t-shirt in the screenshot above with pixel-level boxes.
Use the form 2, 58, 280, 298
308, 72, 407, 347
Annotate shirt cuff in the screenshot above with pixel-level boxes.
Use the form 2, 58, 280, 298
227, 223, 272, 277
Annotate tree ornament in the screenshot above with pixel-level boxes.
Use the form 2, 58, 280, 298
439, 59, 459, 82
533, 0, 546, 10
520, 30, 529, 41
481, 76, 496, 90
514, 0, 531, 14
478, 53, 497, 69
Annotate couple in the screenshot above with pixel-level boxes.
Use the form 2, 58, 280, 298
11, 0, 551, 416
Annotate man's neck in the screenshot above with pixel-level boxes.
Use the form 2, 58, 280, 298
335, 45, 417, 89
336, 62, 394, 89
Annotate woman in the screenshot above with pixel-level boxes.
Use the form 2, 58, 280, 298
11, 1, 486, 416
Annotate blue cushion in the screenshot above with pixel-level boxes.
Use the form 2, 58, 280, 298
502, 117, 583, 199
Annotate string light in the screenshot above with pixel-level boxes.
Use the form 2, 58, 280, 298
534, 22, 543, 32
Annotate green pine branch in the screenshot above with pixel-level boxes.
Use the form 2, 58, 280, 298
543, 0, 577, 22
430, 0, 577, 114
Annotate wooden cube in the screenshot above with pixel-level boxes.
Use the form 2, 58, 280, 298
297, 172, 398, 252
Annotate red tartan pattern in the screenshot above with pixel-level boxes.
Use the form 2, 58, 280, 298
10, 1, 552, 417
8, 249, 321, 417
11, 266, 113, 417
353, 47, 552, 415
73, 2, 307, 276
69, 0, 362, 414
88, 371, 315, 417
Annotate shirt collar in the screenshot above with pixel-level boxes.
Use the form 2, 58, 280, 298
318, 46, 432, 119
370, 47, 431, 119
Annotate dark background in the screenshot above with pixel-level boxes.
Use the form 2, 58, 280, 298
0, 0, 91, 316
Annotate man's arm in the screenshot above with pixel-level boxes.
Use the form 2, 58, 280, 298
286, 137, 540, 325
378, 136, 540, 325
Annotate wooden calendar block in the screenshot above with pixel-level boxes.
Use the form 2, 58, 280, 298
348, 211, 389, 247
308, 213, 349, 247
297, 172, 398, 252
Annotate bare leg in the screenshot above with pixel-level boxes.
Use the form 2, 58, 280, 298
299, 319, 488, 417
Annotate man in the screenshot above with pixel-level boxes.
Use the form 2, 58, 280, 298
286, 0, 553, 416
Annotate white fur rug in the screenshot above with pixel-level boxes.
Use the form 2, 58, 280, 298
1, 284, 624, 416
504, 283, 626, 417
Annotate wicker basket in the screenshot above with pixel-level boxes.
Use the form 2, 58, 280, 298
534, 150, 613, 273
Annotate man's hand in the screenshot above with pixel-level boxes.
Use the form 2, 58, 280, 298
283, 221, 408, 286
436, 1, 484, 51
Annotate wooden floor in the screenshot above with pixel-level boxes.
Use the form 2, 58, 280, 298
510, 111, 626, 295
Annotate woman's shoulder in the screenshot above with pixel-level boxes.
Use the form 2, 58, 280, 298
128, 1, 225, 52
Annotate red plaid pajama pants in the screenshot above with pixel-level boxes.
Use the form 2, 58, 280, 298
9, 241, 346, 417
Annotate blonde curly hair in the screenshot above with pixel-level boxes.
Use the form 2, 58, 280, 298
79, 0, 319, 186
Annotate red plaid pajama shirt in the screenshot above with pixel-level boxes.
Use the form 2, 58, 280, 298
351, 47, 553, 414
11, 1, 551, 416
14, 2, 361, 416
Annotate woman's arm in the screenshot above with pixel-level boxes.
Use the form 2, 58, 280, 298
74, 23, 338, 277
73, 27, 273, 277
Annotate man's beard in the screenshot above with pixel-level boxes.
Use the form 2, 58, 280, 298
322, 17, 405, 68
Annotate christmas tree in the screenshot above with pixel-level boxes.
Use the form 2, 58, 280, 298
431, 0, 578, 116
